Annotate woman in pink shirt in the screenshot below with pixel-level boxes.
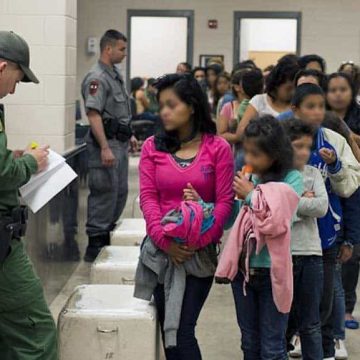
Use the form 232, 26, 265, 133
139, 74, 234, 359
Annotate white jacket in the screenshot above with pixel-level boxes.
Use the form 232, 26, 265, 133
323, 128, 360, 198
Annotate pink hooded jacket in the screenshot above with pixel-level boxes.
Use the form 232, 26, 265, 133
215, 182, 300, 313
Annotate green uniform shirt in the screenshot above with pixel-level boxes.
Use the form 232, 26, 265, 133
0, 110, 37, 215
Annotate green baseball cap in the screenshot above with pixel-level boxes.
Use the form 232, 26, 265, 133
0, 31, 39, 84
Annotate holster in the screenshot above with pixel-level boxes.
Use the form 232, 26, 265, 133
90, 119, 132, 145
0, 206, 28, 262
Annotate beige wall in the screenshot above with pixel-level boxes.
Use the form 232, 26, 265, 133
77, 0, 360, 98
0, 0, 77, 153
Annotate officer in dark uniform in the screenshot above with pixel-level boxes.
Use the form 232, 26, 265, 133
82, 29, 137, 262
0, 31, 58, 359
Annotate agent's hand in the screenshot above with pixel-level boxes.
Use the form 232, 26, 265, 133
319, 148, 337, 165
101, 146, 115, 167
233, 172, 254, 200
166, 241, 195, 266
13, 150, 24, 159
130, 135, 139, 152
25, 145, 50, 173
338, 244, 353, 263
183, 183, 201, 202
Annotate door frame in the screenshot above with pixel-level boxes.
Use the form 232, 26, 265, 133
126, 9, 194, 86
233, 11, 302, 67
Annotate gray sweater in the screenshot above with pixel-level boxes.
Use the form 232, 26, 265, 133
291, 165, 329, 256
134, 237, 216, 348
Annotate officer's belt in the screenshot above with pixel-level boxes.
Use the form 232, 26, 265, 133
101, 118, 132, 142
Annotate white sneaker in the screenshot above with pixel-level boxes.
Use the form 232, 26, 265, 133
289, 335, 302, 358
324, 358, 335, 360
335, 339, 348, 359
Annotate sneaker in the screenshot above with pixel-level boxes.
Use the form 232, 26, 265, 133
289, 335, 302, 358
335, 339, 348, 359
324, 358, 335, 360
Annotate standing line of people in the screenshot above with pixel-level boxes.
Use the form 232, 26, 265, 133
136, 53, 360, 360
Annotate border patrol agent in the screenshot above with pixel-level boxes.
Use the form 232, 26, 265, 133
0, 31, 58, 359
82, 29, 137, 262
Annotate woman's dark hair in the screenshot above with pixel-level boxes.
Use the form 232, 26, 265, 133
242, 69, 264, 98
244, 115, 294, 183
264, 64, 275, 73
322, 111, 351, 145
206, 63, 223, 76
153, 73, 216, 153
231, 60, 256, 76
292, 83, 325, 107
192, 66, 206, 76
178, 62, 192, 72
281, 117, 315, 142
294, 69, 328, 91
130, 77, 144, 95
231, 69, 248, 97
327, 72, 357, 110
338, 63, 360, 95
277, 54, 300, 66
213, 72, 231, 110
299, 54, 326, 73
265, 61, 299, 100
147, 78, 156, 86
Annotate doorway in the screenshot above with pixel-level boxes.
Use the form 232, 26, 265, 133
233, 11, 302, 70
127, 9, 194, 84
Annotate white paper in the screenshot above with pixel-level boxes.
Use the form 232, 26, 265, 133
19, 150, 78, 213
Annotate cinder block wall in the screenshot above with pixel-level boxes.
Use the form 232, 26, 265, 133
0, 0, 77, 153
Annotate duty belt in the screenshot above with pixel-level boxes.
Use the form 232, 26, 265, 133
0, 206, 28, 262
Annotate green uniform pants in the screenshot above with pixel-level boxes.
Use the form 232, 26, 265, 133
0, 239, 58, 359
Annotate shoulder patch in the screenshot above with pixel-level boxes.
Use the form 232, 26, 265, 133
89, 80, 99, 95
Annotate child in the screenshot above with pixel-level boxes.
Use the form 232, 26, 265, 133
214, 72, 231, 118
218, 69, 264, 170
291, 83, 360, 359
282, 119, 328, 360
322, 112, 360, 359
216, 116, 303, 359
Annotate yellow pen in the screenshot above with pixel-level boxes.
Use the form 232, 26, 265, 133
30, 142, 39, 149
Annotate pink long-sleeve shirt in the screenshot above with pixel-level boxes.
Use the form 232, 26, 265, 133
139, 134, 234, 251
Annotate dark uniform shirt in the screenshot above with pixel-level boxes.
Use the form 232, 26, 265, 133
0, 110, 37, 215
81, 61, 131, 125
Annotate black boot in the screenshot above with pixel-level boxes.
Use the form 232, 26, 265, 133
62, 232, 80, 262
83, 234, 109, 262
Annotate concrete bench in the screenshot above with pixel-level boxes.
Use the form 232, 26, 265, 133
111, 218, 146, 246
58, 284, 159, 360
91, 246, 140, 285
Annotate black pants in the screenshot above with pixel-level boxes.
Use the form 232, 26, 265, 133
342, 243, 360, 314
153, 275, 213, 360
321, 246, 338, 358
287, 256, 324, 360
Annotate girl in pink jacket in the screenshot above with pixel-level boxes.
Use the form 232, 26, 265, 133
216, 116, 303, 360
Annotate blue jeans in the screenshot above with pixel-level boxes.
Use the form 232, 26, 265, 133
333, 261, 346, 340
231, 271, 289, 360
153, 275, 213, 360
287, 256, 324, 360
